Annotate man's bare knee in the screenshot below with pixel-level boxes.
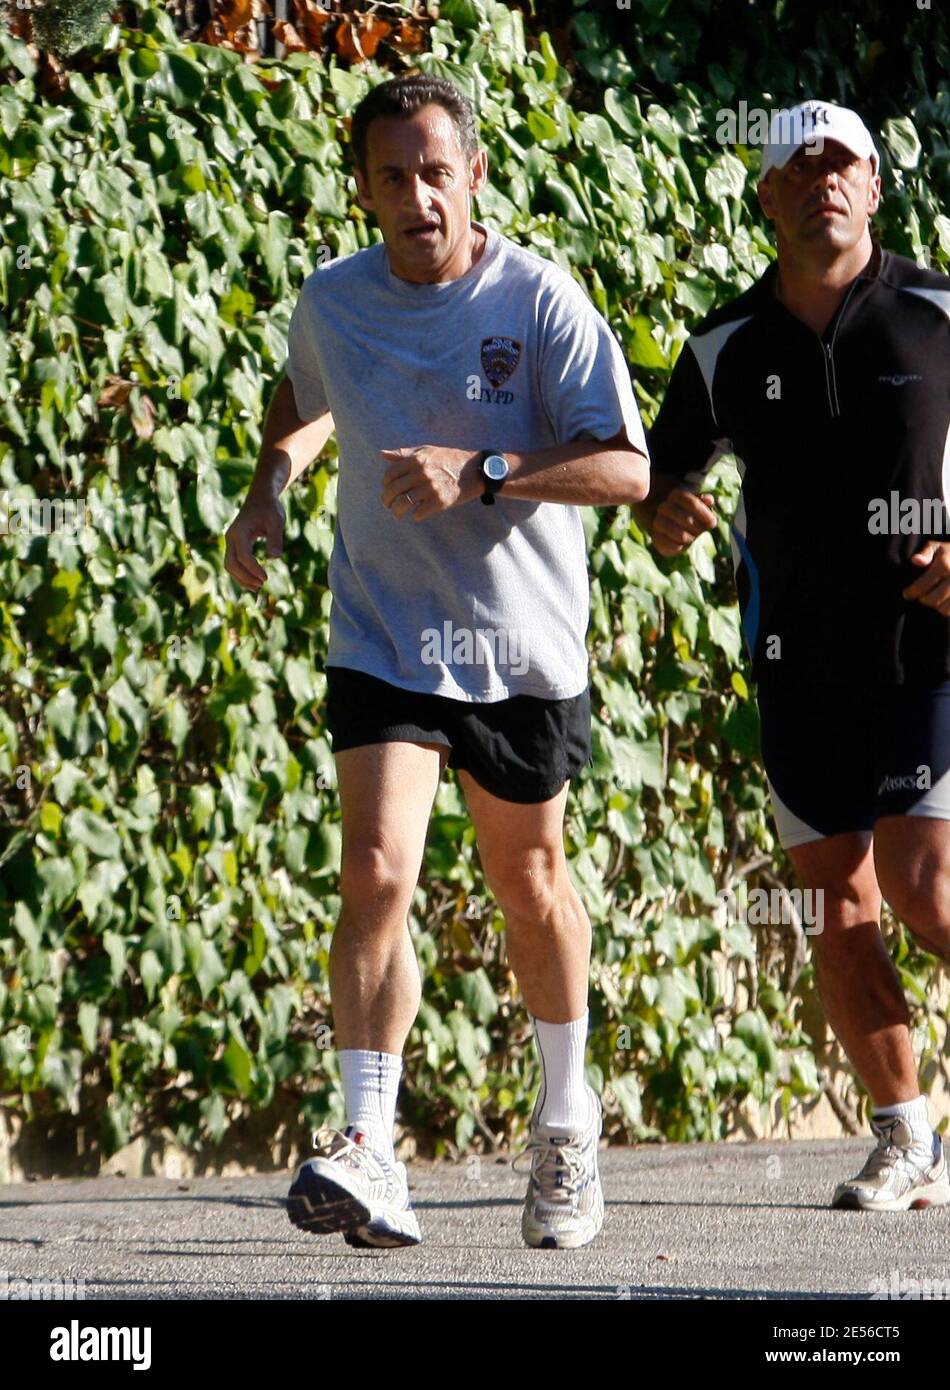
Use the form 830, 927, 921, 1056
339, 839, 419, 921
484, 845, 564, 924
874, 821, 950, 960
880, 880, 950, 960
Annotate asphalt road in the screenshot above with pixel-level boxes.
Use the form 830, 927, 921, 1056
1, 1139, 948, 1301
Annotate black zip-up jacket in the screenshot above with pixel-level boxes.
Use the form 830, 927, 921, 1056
648, 243, 950, 686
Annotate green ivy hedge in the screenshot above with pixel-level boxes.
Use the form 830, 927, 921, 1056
1, 0, 947, 1164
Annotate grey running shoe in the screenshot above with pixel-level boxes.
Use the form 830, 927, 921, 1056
515, 1086, 604, 1249
287, 1126, 422, 1247
832, 1116, 950, 1212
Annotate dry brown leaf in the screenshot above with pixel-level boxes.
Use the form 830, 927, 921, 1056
217, 23, 259, 53
273, 18, 308, 52
334, 16, 360, 60
202, 0, 270, 52
393, 18, 426, 54
336, 14, 391, 63
38, 50, 69, 96
291, 0, 331, 49
97, 377, 134, 409
360, 15, 393, 60
215, 0, 253, 36
8, 7, 31, 40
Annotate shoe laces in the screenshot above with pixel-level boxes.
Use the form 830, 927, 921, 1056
513, 1133, 588, 1201
311, 1126, 375, 1173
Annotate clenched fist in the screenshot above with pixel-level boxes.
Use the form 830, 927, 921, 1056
225, 491, 286, 592
652, 487, 717, 556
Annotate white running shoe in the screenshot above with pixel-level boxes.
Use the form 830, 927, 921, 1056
832, 1116, 950, 1212
287, 1125, 422, 1248
515, 1086, 604, 1249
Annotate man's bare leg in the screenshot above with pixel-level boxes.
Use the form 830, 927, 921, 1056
789, 827, 949, 1210
457, 773, 590, 1023
330, 740, 447, 1053
458, 771, 591, 1125
287, 739, 449, 1247
458, 770, 602, 1248
787, 831, 919, 1105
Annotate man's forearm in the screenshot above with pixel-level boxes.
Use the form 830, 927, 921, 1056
249, 374, 334, 499
500, 435, 649, 506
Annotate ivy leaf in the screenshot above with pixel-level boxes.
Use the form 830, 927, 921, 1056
707, 606, 742, 663
140, 949, 164, 1003
611, 1073, 643, 1128
883, 116, 921, 170
45, 686, 78, 740
458, 968, 498, 1025
222, 1027, 254, 1096
102, 930, 127, 986
704, 152, 747, 202
734, 1010, 780, 1078
195, 940, 227, 999
447, 1012, 484, 1083
65, 809, 121, 859
78, 1002, 99, 1054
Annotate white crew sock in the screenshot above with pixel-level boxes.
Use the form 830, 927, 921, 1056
338, 1049, 402, 1160
532, 1011, 592, 1132
872, 1095, 935, 1156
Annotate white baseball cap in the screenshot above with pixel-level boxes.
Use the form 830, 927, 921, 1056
760, 100, 879, 179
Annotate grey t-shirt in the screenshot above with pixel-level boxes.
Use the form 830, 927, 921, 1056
284, 221, 648, 702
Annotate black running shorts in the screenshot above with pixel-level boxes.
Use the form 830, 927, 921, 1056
757, 680, 950, 849
324, 665, 593, 804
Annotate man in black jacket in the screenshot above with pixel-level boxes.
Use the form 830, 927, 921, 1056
642, 100, 950, 1210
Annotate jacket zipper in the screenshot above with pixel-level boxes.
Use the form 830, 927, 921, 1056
820, 277, 860, 417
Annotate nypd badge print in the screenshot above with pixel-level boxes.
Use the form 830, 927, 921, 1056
473, 335, 522, 404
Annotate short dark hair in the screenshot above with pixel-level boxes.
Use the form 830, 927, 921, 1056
350, 74, 479, 177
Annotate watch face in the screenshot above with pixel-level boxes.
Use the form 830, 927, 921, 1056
484, 453, 508, 481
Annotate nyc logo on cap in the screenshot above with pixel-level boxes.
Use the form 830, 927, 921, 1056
480, 336, 522, 388
802, 102, 832, 128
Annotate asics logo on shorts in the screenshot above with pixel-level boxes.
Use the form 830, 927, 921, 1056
877, 766, 932, 795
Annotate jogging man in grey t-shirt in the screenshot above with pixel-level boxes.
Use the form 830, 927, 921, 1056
225, 75, 649, 1250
